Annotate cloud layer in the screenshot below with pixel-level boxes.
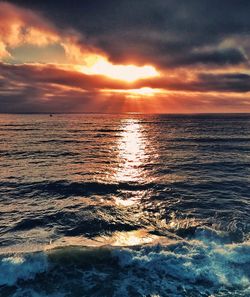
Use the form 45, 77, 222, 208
10, 0, 249, 68
1, 1, 250, 113
1, 62, 249, 113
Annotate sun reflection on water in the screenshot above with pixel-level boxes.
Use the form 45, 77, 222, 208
115, 119, 146, 183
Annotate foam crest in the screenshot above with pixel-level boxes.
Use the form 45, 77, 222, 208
112, 235, 250, 295
0, 253, 48, 286
0, 228, 250, 296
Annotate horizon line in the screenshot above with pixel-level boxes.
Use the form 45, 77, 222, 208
1, 112, 250, 116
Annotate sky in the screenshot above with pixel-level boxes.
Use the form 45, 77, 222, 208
0, 0, 250, 113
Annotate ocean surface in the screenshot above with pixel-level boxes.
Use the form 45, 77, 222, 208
0, 113, 250, 297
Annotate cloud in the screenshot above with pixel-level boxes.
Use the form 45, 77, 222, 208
167, 48, 248, 67
0, 62, 133, 90
197, 73, 250, 92
1, 1, 250, 113
0, 2, 100, 62
0, 2, 59, 58
9, 0, 250, 69
2, 1, 250, 69
133, 71, 250, 93
0, 62, 250, 113
2, 61, 249, 95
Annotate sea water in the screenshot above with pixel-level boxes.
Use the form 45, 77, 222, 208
0, 113, 249, 296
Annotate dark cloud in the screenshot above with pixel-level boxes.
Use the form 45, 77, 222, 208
135, 72, 250, 93
168, 48, 247, 67
8, 0, 250, 68
197, 73, 250, 92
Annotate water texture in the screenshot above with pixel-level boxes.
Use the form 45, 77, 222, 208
0, 113, 250, 296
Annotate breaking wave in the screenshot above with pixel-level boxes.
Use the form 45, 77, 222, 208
0, 227, 250, 297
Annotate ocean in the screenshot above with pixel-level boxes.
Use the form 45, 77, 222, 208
0, 113, 249, 297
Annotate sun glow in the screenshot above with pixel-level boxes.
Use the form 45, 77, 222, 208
81, 57, 159, 82
124, 87, 162, 97
102, 87, 163, 97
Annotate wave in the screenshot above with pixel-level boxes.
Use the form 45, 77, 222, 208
160, 137, 250, 143
0, 150, 78, 158
96, 129, 124, 133
0, 228, 250, 297
0, 253, 48, 286
0, 128, 38, 131
1, 180, 157, 196
40, 139, 93, 144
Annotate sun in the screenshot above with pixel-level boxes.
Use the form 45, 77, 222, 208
80, 57, 159, 82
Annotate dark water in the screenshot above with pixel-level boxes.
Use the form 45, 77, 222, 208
0, 113, 250, 297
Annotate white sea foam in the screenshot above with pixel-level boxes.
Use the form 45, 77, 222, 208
0, 253, 48, 286
0, 228, 250, 296
111, 229, 250, 296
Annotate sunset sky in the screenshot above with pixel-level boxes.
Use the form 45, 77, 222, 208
0, 0, 250, 113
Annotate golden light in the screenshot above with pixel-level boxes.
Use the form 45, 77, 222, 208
81, 57, 159, 82
115, 119, 146, 182
111, 119, 152, 207
129, 87, 159, 96
111, 230, 156, 246
101, 87, 163, 97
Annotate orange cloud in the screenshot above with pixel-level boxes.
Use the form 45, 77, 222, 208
0, 1, 163, 81
0, 2, 59, 58
0, 2, 101, 63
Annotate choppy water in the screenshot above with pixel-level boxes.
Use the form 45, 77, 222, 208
0, 113, 250, 297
